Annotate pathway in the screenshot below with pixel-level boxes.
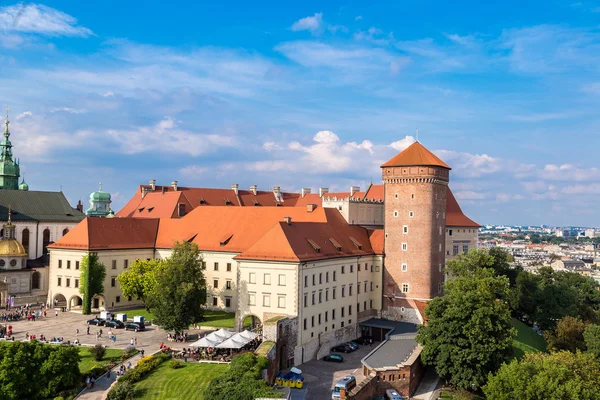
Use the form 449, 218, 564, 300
76, 348, 153, 400
412, 368, 442, 400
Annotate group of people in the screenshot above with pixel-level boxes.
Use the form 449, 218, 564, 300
166, 332, 188, 343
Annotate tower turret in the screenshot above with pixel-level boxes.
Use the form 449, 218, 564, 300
381, 141, 450, 323
86, 182, 113, 217
0, 109, 20, 190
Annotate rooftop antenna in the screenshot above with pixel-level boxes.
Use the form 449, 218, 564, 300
416, 128, 419, 142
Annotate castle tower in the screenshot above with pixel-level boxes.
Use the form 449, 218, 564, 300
380, 142, 450, 323
0, 111, 20, 190
85, 182, 113, 217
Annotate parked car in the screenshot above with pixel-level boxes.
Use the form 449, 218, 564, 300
105, 320, 125, 329
323, 354, 344, 363
353, 336, 372, 345
87, 318, 106, 326
331, 344, 353, 353
346, 341, 359, 350
125, 322, 145, 332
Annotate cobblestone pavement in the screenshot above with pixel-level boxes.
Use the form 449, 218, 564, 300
3, 308, 209, 350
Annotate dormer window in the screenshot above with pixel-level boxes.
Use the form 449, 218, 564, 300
178, 204, 186, 217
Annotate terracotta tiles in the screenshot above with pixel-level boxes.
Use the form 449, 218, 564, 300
381, 142, 451, 169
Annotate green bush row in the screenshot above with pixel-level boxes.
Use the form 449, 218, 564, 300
106, 352, 171, 400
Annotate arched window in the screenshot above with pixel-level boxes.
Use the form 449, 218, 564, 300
62, 228, 69, 236
42, 229, 50, 255
31, 271, 40, 290
22, 228, 29, 253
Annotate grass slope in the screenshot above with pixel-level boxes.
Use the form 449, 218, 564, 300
134, 362, 229, 400
511, 318, 547, 359
78, 347, 123, 374
121, 309, 248, 329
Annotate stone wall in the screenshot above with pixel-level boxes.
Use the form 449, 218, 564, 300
265, 316, 299, 370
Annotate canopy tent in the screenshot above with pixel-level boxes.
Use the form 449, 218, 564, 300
189, 329, 235, 348
216, 330, 258, 349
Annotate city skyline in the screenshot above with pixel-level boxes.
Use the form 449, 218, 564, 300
0, 1, 598, 226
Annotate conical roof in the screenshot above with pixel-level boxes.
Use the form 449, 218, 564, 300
381, 142, 451, 169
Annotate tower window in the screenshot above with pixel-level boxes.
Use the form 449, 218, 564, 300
409, 211, 414, 218
403, 226, 408, 234
401, 263, 407, 272
402, 243, 407, 251
449, 229, 453, 236
395, 193, 398, 199
393, 210, 398, 218
402, 283, 409, 293
411, 194, 414, 199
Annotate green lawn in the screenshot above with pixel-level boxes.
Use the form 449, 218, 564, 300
134, 362, 229, 399
78, 347, 124, 374
511, 318, 547, 359
121, 308, 246, 329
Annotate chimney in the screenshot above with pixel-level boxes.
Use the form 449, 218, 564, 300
250, 185, 257, 196
273, 186, 281, 197
350, 186, 360, 197
319, 187, 329, 198
149, 179, 156, 191
283, 216, 292, 225
76, 200, 83, 213
171, 181, 178, 191
231, 184, 239, 196
301, 188, 311, 198
306, 204, 316, 213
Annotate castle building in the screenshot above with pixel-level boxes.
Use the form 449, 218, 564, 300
85, 183, 114, 217
47, 141, 479, 379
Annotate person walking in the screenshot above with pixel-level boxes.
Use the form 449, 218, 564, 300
134, 337, 138, 346
141, 349, 145, 358
87, 326, 90, 335
76, 328, 79, 337
130, 338, 134, 346
55, 310, 58, 317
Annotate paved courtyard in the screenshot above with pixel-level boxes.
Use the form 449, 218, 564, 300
3, 308, 209, 350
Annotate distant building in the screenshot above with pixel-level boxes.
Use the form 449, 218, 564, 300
551, 259, 586, 271
85, 183, 114, 218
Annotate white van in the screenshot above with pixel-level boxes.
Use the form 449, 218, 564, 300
331, 375, 357, 399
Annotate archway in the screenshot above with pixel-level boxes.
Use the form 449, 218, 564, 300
92, 295, 106, 311
68, 295, 83, 310
62, 228, 69, 236
21, 228, 29, 254
53, 293, 67, 308
31, 271, 41, 290
242, 314, 262, 331
42, 229, 50, 255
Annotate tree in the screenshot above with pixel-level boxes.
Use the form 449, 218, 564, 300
584, 324, 600, 359
79, 253, 106, 315
488, 247, 520, 287
509, 270, 541, 324
546, 316, 587, 353
417, 250, 516, 390
146, 241, 206, 332
117, 259, 164, 309
483, 351, 600, 400
0, 341, 81, 399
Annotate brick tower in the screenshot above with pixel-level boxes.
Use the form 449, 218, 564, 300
380, 142, 450, 324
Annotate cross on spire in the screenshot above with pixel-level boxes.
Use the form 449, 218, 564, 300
4, 106, 9, 137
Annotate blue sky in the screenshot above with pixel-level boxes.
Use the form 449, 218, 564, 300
0, 1, 598, 227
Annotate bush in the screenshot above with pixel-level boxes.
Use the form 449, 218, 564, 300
89, 344, 106, 362
169, 360, 185, 369
106, 381, 135, 400
53, 397, 65, 400
120, 346, 138, 362
88, 365, 109, 378
119, 353, 169, 384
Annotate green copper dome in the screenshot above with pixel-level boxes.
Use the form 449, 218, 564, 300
18, 179, 28, 191
86, 182, 113, 218
89, 190, 111, 202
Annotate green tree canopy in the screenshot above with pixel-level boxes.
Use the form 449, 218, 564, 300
483, 351, 600, 400
584, 324, 600, 359
79, 253, 106, 315
546, 316, 587, 353
0, 341, 81, 400
417, 250, 516, 390
117, 258, 164, 309
146, 241, 207, 332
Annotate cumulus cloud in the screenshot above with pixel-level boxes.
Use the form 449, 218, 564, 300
50, 107, 87, 114
179, 165, 209, 177
0, 4, 93, 37
540, 164, 600, 181
435, 150, 504, 177
390, 136, 416, 151
291, 13, 323, 33
15, 111, 32, 120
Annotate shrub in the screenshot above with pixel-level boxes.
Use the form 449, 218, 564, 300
120, 346, 138, 362
89, 344, 106, 362
106, 381, 135, 400
88, 365, 109, 378
53, 397, 65, 400
169, 360, 185, 369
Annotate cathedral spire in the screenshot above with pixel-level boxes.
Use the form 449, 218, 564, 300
0, 106, 20, 189
4, 107, 9, 138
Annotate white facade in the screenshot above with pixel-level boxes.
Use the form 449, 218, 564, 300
322, 198, 384, 228
10, 221, 78, 260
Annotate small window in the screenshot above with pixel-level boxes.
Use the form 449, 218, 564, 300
58, 260, 62, 269
411, 194, 414, 199
312, 293, 315, 305
212, 297, 218, 306
213, 279, 219, 289
67, 260, 71, 269
326, 272, 329, 283
249, 273, 256, 284
226, 280, 232, 290
332, 309, 336, 319
409, 211, 414, 218
111, 277, 116, 287
449, 229, 453, 236
402, 283, 409, 293
264, 274, 271, 285
304, 275, 308, 287
403, 225, 408, 234
278, 296, 286, 308
116, 296, 121, 303
124, 260, 128, 269
57, 277, 62, 286
393, 210, 398, 218
227, 263, 232, 272
214, 262, 219, 271
341, 307, 345, 317
279, 274, 286, 286
333, 287, 336, 299
350, 265, 354, 273
333, 271, 337, 281
349, 285, 353, 296
112, 260, 117, 269
303, 318, 307, 330
319, 273, 322, 284
325, 289, 329, 301
395, 193, 398, 199
225, 298, 231, 308
312, 274, 316, 285
319, 292, 322, 303
402, 263, 407, 272
66, 278, 70, 287
402, 243, 408, 251
76, 261, 80, 270
74, 279, 79, 288
463, 245, 469, 254
341, 266, 345, 274
249, 293, 256, 306
304, 294, 308, 307
349, 305, 352, 315
453, 244, 459, 256
342, 287, 346, 297
318, 314, 322, 324
311, 316, 315, 327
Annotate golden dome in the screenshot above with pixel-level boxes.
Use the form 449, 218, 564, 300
0, 239, 27, 256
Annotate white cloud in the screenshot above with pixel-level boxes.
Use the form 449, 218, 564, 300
435, 150, 504, 177
291, 13, 323, 33
50, 107, 87, 114
179, 165, 209, 177
540, 164, 600, 181
390, 136, 416, 151
15, 111, 32, 120
102, 91, 115, 98
355, 16, 363, 21
562, 183, 600, 194
262, 141, 281, 151
0, 4, 93, 37
508, 112, 573, 122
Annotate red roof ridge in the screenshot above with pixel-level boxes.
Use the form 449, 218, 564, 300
381, 142, 451, 169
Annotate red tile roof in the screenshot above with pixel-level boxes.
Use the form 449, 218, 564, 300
49, 218, 159, 250
368, 229, 384, 254
446, 188, 480, 227
363, 184, 384, 202
381, 142, 451, 169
